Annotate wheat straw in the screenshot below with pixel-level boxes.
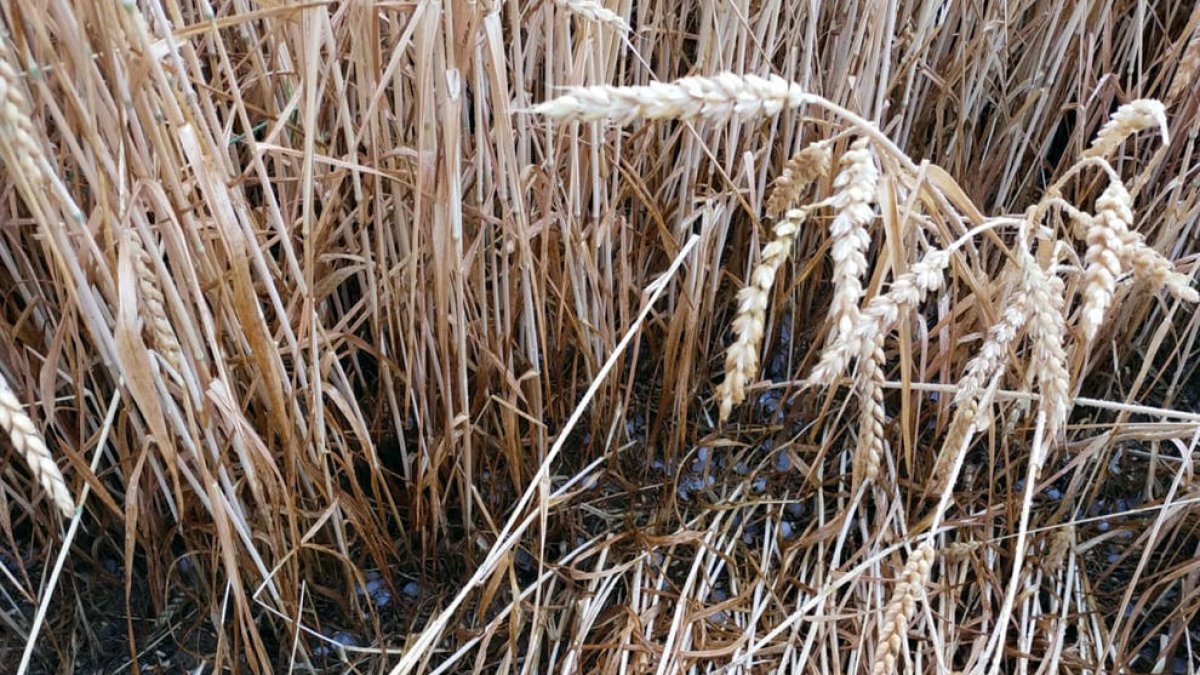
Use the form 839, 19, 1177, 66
531, 73, 813, 124
0, 372, 74, 518
717, 208, 809, 421
552, 0, 630, 34
871, 542, 935, 675
1168, 29, 1200, 102
766, 141, 832, 218
1082, 99, 1169, 160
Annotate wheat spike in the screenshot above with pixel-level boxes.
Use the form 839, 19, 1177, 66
854, 332, 887, 489
807, 248, 949, 387
532, 73, 812, 124
766, 141, 832, 218
823, 140, 877, 348
1083, 99, 1169, 159
1168, 28, 1200, 102
716, 208, 808, 421
1079, 183, 1132, 341
1018, 247, 1070, 439
872, 542, 936, 675
128, 232, 183, 372
0, 51, 47, 184
552, 0, 630, 33
0, 371, 75, 518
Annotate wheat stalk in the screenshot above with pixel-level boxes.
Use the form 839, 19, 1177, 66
552, 0, 630, 34
871, 542, 936, 675
766, 141, 832, 218
0, 371, 74, 518
531, 73, 813, 124
716, 208, 809, 421
1168, 28, 1200, 102
1082, 99, 1169, 160
0, 50, 47, 185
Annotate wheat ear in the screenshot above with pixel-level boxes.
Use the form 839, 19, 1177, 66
128, 232, 183, 372
807, 248, 949, 387
823, 139, 877, 346
766, 141, 832, 218
716, 208, 808, 421
1079, 183, 1133, 341
1123, 243, 1200, 303
0, 372, 74, 517
531, 73, 812, 124
854, 331, 887, 489
928, 291, 1029, 493
0, 50, 47, 184
872, 542, 936, 675
1018, 247, 1070, 439
1168, 29, 1200, 102
1083, 99, 1169, 160
552, 0, 630, 33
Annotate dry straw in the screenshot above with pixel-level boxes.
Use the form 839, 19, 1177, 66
872, 542, 936, 675
0, 372, 74, 518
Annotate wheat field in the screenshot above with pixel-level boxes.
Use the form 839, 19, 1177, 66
1, 1, 1199, 673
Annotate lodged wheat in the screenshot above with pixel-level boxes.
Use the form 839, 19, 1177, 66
766, 141, 832, 218
1082, 99, 1169, 160
0, 372, 74, 518
717, 208, 809, 421
552, 0, 630, 34
0, 51, 47, 185
531, 73, 812, 125
871, 542, 936, 675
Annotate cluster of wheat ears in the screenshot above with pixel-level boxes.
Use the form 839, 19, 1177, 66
535, 72, 1196, 671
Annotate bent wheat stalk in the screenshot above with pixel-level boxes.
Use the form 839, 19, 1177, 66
0, 372, 74, 517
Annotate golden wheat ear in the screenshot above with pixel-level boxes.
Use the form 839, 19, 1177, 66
0, 372, 74, 518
